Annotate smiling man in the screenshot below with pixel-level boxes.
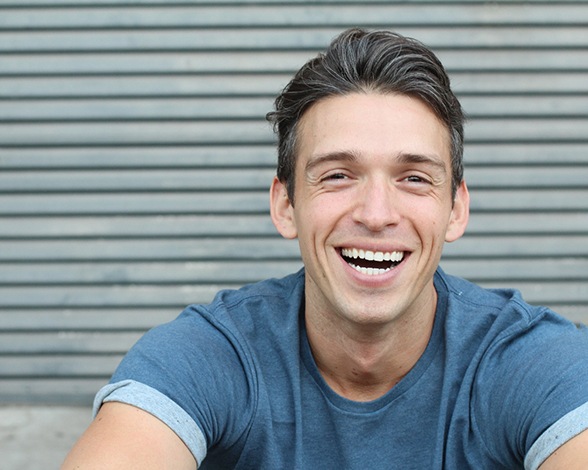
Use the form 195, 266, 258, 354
63, 29, 588, 469
269, 92, 469, 403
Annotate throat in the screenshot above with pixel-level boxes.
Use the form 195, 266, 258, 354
317, 359, 404, 402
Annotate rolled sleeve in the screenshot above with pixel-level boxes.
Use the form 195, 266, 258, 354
525, 401, 588, 470
94, 379, 208, 467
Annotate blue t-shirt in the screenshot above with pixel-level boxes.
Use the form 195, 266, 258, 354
95, 268, 588, 469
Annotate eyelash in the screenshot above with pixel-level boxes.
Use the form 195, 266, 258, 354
319, 172, 432, 186
321, 172, 348, 182
405, 175, 431, 184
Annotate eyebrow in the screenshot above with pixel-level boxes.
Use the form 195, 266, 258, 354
304, 151, 359, 175
305, 150, 447, 175
396, 152, 448, 175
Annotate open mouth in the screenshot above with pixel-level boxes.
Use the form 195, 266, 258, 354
340, 248, 405, 276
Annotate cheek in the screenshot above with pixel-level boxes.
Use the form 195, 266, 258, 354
298, 194, 347, 225
409, 202, 453, 242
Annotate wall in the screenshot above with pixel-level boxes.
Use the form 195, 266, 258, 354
1, 0, 587, 404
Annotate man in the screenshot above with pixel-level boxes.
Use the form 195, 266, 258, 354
63, 29, 588, 469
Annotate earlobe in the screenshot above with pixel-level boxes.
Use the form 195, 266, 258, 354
445, 180, 470, 243
270, 177, 298, 239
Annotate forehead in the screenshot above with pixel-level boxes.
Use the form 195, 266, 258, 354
295, 92, 451, 169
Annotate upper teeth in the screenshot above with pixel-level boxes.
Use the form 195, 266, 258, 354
341, 248, 404, 262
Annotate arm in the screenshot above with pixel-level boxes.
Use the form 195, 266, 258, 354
538, 429, 588, 470
61, 402, 197, 470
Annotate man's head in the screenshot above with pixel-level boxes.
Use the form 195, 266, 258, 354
268, 29, 470, 330
266, 28, 465, 204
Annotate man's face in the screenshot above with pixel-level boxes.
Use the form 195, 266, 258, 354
271, 92, 469, 330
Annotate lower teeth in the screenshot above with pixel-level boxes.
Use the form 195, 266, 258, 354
349, 263, 390, 276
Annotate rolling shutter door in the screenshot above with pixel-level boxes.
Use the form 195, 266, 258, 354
1, 0, 586, 404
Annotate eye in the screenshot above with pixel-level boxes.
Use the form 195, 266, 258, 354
405, 175, 429, 184
322, 172, 349, 182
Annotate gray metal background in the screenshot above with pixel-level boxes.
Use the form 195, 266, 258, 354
1, 0, 587, 405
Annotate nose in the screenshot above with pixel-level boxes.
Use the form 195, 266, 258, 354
352, 176, 401, 232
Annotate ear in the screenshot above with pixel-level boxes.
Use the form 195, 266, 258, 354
270, 177, 298, 239
445, 180, 470, 243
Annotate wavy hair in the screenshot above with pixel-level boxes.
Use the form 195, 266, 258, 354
266, 28, 465, 204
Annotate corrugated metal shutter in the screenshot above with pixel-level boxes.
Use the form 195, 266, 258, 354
1, 1, 587, 405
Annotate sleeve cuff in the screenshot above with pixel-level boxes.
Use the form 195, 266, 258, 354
93, 379, 207, 467
525, 401, 588, 470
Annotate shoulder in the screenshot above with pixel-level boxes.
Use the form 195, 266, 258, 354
205, 268, 305, 315
122, 269, 306, 369
435, 270, 588, 465
103, 270, 306, 461
111, 269, 307, 397
436, 267, 530, 315
435, 268, 588, 375
176, 268, 306, 339
435, 267, 582, 341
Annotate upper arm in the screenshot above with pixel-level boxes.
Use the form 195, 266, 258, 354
538, 429, 588, 470
61, 402, 197, 470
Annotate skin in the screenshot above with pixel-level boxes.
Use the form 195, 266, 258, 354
539, 430, 588, 469
271, 92, 469, 400
62, 90, 587, 468
61, 402, 196, 469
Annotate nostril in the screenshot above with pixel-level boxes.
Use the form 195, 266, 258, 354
354, 203, 400, 231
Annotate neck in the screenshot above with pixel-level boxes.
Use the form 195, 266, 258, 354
305, 293, 436, 402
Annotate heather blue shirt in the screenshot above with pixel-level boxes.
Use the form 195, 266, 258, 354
96, 268, 588, 469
